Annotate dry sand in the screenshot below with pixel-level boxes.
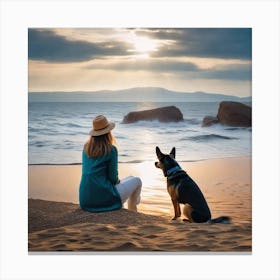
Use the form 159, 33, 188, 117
28, 157, 251, 252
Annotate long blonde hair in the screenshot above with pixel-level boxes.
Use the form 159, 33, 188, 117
84, 132, 115, 158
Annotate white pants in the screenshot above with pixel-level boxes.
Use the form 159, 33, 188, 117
115, 176, 142, 211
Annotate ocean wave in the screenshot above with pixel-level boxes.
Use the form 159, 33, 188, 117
41, 113, 54, 117
224, 127, 252, 132
157, 128, 197, 134
182, 134, 239, 142
118, 160, 144, 163
31, 141, 46, 147
28, 162, 82, 166
29, 127, 39, 133
121, 119, 188, 127
29, 126, 59, 135
64, 123, 85, 128
113, 135, 126, 139
184, 118, 201, 125
119, 153, 129, 157
59, 131, 88, 136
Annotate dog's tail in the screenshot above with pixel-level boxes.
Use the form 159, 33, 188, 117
207, 216, 231, 224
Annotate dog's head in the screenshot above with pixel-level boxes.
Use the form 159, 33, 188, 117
155, 146, 179, 177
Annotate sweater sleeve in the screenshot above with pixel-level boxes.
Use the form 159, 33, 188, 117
108, 146, 119, 185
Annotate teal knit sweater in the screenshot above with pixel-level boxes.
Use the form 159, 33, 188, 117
79, 145, 122, 212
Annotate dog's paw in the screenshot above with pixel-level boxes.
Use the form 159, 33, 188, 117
183, 219, 191, 223
171, 217, 178, 220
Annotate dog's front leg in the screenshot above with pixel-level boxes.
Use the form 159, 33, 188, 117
171, 199, 181, 220
176, 201, 181, 218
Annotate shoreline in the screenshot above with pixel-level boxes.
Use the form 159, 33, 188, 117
28, 154, 251, 166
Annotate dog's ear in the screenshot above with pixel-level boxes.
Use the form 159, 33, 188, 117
156, 146, 164, 160
170, 147, 176, 158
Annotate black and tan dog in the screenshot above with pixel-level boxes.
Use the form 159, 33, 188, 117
155, 146, 230, 224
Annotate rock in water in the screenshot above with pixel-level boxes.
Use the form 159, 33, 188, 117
202, 116, 219, 127
217, 101, 251, 127
122, 106, 183, 123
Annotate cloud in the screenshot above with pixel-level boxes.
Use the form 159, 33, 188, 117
86, 59, 251, 81
86, 59, 199, 72
198, 64, 252, 80
29, 28, 252, 63
28, 29, 130, 62
133, 28, 252, 60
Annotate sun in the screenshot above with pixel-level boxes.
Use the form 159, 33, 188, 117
125, 33, 158, 57
132, 36, 158, 53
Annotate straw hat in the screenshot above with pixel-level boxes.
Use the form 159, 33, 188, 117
89, 115, 115, 136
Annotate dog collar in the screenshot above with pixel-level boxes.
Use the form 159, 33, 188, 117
166, 165, 181, 176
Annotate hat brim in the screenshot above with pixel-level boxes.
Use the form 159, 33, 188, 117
89, 122, 115, 136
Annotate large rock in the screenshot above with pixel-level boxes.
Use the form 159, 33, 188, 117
122, 106, 183, 123
202, 101, 252, 127
217, 101, 251, 127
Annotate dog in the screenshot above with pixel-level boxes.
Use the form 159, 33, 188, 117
155, 146, 230, 224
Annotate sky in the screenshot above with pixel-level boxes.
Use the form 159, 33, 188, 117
28, 28, 252, 97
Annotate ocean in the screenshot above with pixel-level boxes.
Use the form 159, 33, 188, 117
28, 101, 251, 165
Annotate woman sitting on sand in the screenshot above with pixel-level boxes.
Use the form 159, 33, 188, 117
79, 115, 142, 213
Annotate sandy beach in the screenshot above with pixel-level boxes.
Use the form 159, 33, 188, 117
28, 157, 251, 252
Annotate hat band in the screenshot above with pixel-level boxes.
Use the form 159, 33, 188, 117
94, 123, 110, 131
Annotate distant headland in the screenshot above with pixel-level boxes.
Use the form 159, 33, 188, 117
28, 87, 251, 103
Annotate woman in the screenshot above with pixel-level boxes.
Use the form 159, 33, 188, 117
79, 115, 142, 213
